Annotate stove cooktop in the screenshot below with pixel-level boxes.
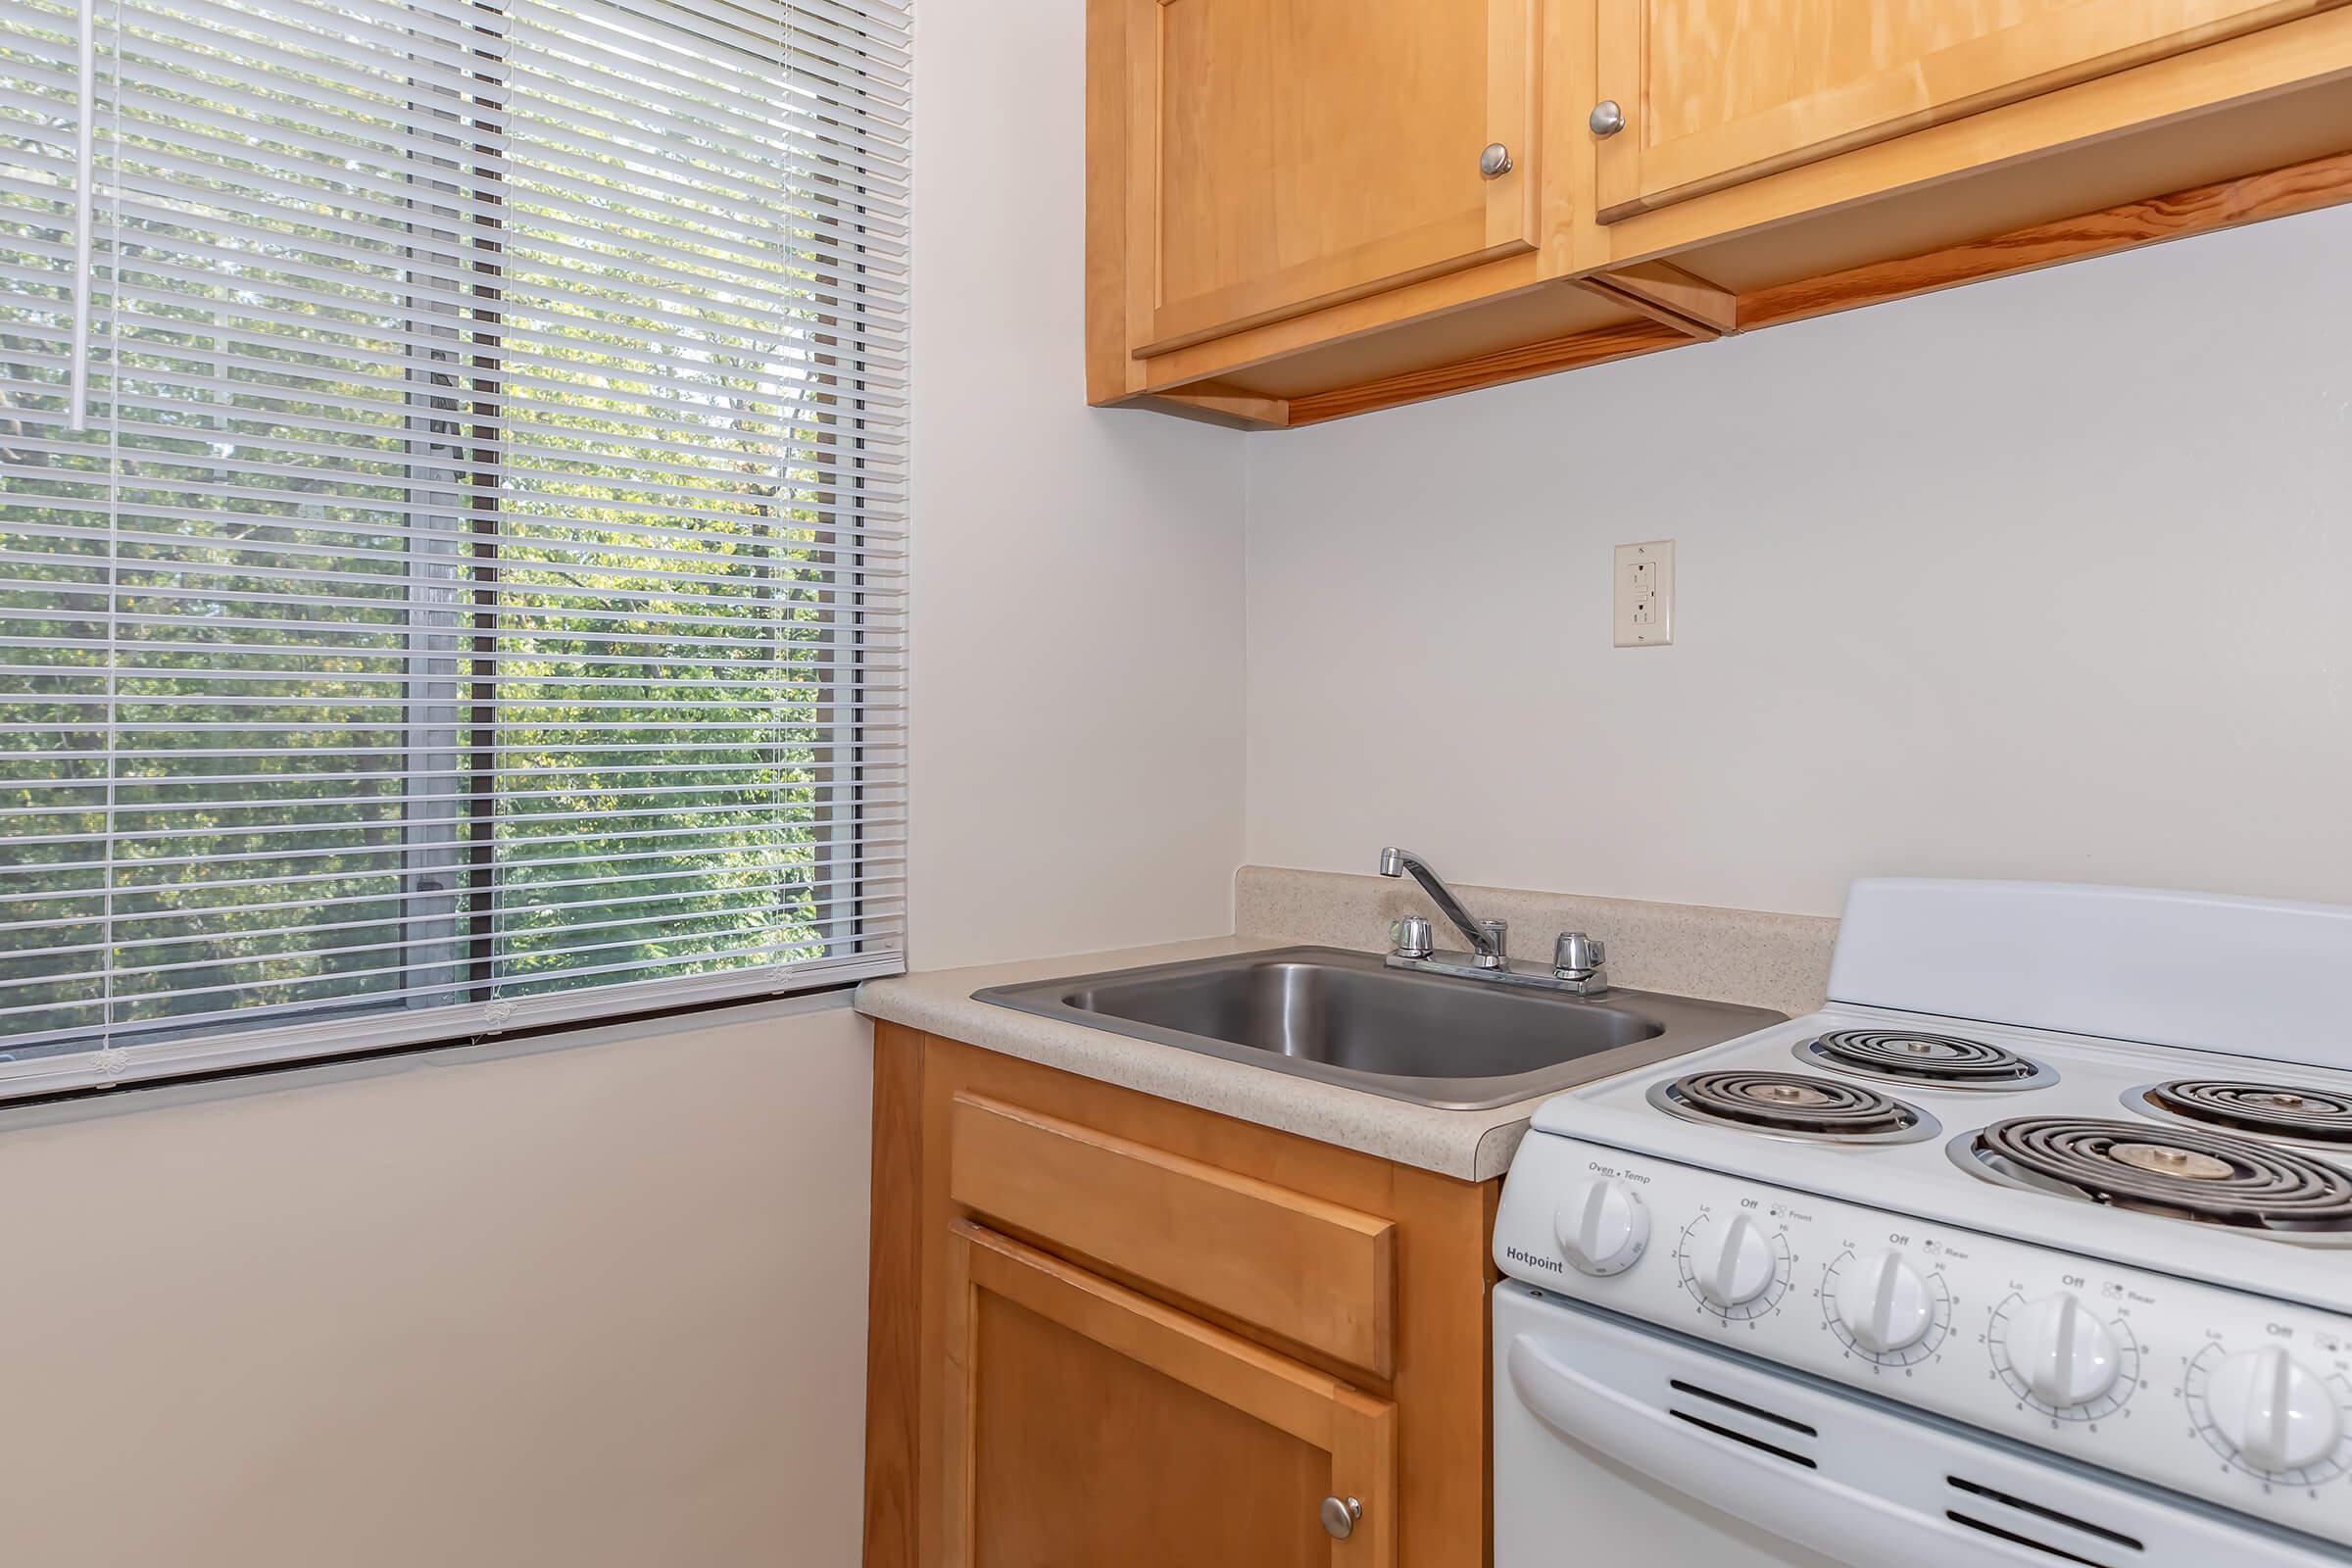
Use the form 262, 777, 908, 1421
1532, 1003, 2352, 1299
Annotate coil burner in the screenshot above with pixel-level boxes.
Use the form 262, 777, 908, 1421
1795, 1028, 2056, 1091
1648, 1070, 1939, 1145
2127, 1079, 2352, 1150
1953, 1116, 2352, 1241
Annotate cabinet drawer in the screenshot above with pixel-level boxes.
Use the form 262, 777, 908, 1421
947, 1093, 1396, 1376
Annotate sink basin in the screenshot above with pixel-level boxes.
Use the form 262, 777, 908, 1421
975, 946, 1782, 1109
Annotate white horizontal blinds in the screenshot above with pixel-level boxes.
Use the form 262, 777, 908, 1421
0, 0, 907, 1089
484, 0, 906, 1004
0, 0, 491, 1060
0, 0, 99, 1050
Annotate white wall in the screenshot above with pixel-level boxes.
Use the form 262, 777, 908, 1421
1245, 203, 2352, 916
0, 1000, 873, 1568
906, 0, 1249, 969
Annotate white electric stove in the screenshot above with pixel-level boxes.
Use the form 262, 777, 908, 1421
1493, 879, 2352, 1568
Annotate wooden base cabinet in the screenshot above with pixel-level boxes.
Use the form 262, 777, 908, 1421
1087, 0, 2352, 427
862, 1024, 1497, 1568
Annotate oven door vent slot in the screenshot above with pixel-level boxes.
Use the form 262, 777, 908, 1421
1945, 1511, 2114, 1566
1667, 1408, 1819, 1468
1664, 1375, 1822, 1468
1667, 1378, 1819, 1437
1945, 1474, 2145, 1565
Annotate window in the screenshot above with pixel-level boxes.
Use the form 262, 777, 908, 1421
0, 0, 908, 1094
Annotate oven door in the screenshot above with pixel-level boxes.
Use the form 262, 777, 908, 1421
1494, 1283, 2337, 1568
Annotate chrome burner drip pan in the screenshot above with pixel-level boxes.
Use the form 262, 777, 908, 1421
1952, 1116, 2352, 1242
1795, 1027, 2056, 1092
2127, 1079, 2352, 1149
1648, 1070, 1939, 1145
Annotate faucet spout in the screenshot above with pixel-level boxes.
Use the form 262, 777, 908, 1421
1376, 844, 1612, 996
1377, 847, 1504, 965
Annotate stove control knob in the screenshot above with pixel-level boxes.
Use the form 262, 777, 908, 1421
1833, 1250, 1935, 1353
2005, 1294, 2122, 1408
2206, 1348, 2343, 1474
1553, 1177, 1649, 1276
1695, 1212, 1777, 1307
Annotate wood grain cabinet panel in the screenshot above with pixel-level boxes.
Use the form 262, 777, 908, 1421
1129, 0, 1542, 353
861, 1026, 1496, 1568
948, 1093, 1396, 1375
1593, 0, 2344, 218
942, 1221, 1397, 1568
1088, 0, 2352, 421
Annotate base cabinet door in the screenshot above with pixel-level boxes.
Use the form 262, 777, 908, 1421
941, 1220, 1397, 1568
1592, 0, 2338, 218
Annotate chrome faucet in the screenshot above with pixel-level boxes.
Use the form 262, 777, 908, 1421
1376, 846, 1611, 996
1378, 846, 1507, 968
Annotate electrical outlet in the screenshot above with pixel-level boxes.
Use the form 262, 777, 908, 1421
1612, 539, 1675, 648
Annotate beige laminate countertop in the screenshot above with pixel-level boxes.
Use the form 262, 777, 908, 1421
855, 934, 1699, 1182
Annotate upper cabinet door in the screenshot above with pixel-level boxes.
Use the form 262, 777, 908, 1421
1592, 0, 2337, 219
1129, 0, 1542, 356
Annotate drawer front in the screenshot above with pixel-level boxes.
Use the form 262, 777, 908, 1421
948, 1093, 1396, 1376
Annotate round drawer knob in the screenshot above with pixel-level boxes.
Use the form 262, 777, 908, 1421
1479, 142, 1513, 178
1319, 1495, 1363, 1541
1590, 99, 1626, 138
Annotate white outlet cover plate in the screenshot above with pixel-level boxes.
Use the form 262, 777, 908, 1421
1612, 538, 1674, 648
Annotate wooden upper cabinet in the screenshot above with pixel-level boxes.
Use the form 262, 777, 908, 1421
1128, 0, 1542, 355
1592, 0, 2341, 219
1085, 0, 2352, 421
942, 1221, 1398, 1568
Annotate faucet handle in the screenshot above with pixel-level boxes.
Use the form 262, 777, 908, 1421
1553, 931, 1606, 976
1390, 914, 1434, 960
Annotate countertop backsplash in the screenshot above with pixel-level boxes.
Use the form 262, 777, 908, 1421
1234, 864, 1838, 1020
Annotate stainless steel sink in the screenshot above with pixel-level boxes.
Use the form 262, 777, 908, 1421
974, 946, 1782, 1109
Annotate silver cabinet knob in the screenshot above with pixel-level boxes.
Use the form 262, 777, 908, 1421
1389, 914, 1434, 960
1319, 1495, 1363, 1541
1590, 99, 1626, 138
1478, 141, 1513, 178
